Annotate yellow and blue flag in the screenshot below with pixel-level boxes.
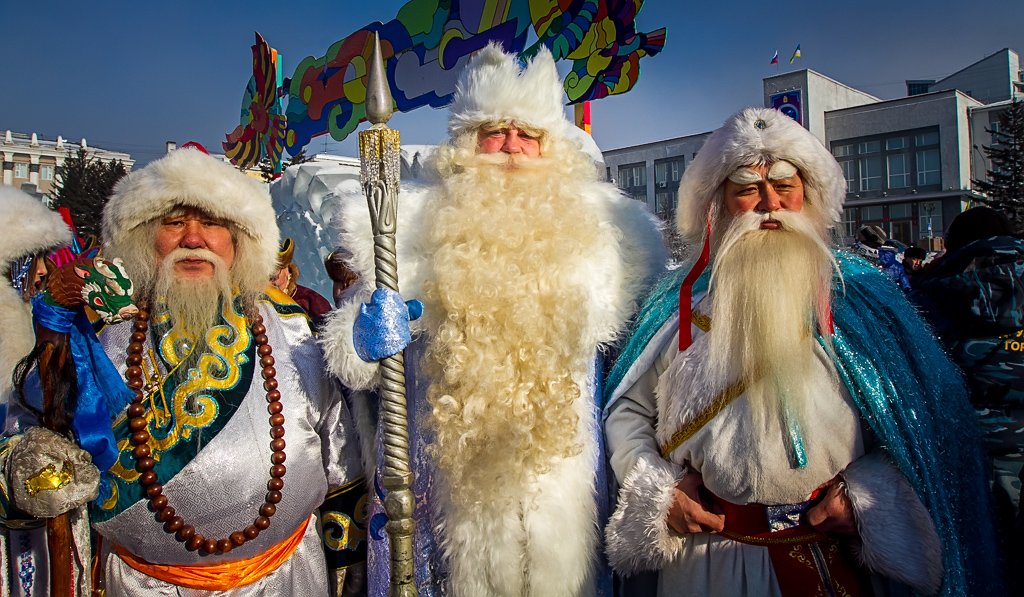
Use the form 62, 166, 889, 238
790, 44, 801, 64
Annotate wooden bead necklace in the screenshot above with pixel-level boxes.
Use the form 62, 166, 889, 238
124, 301, 286, 555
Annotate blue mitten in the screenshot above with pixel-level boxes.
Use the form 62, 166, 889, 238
353, 288, 423, 362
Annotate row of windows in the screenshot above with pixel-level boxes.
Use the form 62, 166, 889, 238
840, 201, 943, 243
833, 132, 938, 158
833, 128, 941, 194
10, 164, 54, 180
838, 150, 940, 192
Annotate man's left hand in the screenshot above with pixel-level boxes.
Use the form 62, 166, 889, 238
805, 475, 858, 536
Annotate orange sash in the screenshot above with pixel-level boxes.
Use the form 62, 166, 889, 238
112, 516, 311, 591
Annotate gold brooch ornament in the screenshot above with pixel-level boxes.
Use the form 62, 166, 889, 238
24, 460, 75, 497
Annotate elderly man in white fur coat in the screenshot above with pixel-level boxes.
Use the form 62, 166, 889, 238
602, 108, 1004, 596
321, 43, 665, 596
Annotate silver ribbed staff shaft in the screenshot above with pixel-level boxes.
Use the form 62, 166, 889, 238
359, 32, 416, 597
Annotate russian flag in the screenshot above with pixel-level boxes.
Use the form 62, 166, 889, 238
770, 51, 779, 65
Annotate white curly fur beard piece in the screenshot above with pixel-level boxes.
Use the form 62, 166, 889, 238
432, 380, 601, 597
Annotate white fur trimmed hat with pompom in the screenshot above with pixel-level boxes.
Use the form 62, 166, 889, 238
676, 107, 846, 242
447, 43, 572, 141
101, 147, 280, 278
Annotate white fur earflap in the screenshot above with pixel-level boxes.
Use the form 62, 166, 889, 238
676, 107, 846, 242
0, 187, 72, 398
844, 450, 943, 595
447, 43, 572, 141
605, 454, 686, 575
101, 148, 280, 279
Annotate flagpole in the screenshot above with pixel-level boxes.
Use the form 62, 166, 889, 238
359, 32, 417, 597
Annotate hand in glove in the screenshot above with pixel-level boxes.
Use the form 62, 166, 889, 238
353, 288, 423, 362
5, 427, 100, 519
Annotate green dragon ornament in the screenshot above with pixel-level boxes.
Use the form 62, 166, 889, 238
44, 257, 137, 324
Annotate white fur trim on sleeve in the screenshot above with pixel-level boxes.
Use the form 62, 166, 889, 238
843, 450, 943, 595
605, 453, 685, 575
319, 283, 379, 390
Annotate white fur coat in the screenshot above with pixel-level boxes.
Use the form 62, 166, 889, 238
320, 176, 665, 596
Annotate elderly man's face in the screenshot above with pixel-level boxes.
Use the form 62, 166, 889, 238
723, 163, 804, 229
154, 207, 235, 279
476, 124, 541, 158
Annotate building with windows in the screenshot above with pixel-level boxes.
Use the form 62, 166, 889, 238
603, 134, 709, 220
823, 90, 982, 246
1, 130, 133, 199
604, 47, 1022, 249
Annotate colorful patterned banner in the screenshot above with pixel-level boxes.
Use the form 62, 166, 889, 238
225, 1, 666, 168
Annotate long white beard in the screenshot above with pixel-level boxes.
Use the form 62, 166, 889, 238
421, 151, 604, 508
707, 210, 838, 427
153, 248, 233, 352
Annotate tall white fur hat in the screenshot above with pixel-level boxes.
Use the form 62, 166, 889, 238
102, 147, 280, 280
676, 107, 846, 242
0, 186, 72, 267
447, 43, 572, 141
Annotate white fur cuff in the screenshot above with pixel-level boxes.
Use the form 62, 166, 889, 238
844, 450, 943, 595
319, 295, 380, 391
605, 454, 685, 575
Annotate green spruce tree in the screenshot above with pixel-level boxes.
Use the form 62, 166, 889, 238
973, 98, 1024, 230
52, 147, 128, 240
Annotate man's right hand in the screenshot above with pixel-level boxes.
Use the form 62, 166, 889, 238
666, 471, 726, 534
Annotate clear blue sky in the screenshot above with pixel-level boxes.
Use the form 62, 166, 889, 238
3, 1, 1023, 166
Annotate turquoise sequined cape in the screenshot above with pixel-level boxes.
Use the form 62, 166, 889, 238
604, 251, 1004, 596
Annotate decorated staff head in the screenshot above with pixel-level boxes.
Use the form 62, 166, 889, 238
101, 145, 280, 328
677, 107, 846, 252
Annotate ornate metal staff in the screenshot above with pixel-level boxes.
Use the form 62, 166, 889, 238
359, 32, 417, 597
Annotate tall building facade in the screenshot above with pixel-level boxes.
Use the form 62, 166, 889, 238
605, 47, 1024, 249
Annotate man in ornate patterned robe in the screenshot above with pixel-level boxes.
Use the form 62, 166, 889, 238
603, 108, 1003, 596
1, 147, 366, 595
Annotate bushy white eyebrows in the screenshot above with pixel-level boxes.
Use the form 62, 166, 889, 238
767, 160, 798, 181
727, 161, 798, 185
727, 168, 763, 185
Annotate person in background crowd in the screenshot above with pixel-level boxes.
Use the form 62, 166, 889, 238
323, 250, 359, 308
902, 246, 927, 286
272, 238, 333, 330
910, 205, 1024, 592
850, 224, 886, 266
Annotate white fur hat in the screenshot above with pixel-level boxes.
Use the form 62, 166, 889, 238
0, 186, 72, 267
102, 148, 280, 279
447, 43, 572, 141
676, 107, 846, 242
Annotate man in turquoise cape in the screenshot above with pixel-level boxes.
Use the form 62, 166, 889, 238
603, 107, 1003, 596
